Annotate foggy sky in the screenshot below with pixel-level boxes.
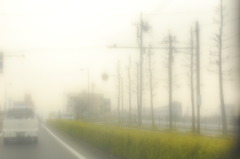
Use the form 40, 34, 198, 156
0, 0, 238, 118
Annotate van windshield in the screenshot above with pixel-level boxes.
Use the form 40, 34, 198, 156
6, 108, 34, 119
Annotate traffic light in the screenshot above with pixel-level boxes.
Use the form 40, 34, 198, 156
0, 52, 3, 73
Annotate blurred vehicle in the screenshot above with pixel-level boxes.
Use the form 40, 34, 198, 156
2, 106, 39, 144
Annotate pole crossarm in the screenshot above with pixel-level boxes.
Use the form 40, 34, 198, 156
107, 45, 193, 50
4, 54, 25, 57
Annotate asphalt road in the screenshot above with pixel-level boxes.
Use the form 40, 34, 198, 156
0, 124, 118, 159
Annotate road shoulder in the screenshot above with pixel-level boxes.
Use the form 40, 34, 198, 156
44, 123, 119, 159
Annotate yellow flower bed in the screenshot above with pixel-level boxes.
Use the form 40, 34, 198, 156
48, 119, 235, 159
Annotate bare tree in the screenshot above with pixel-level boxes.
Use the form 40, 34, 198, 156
128, 57, 132, 123
160, 33, 176, 130
183, 27, 196, 132
121, 75, 124, 123
195, 21, 201, 134
136, 62, 140, 125
167, 32, 175, 130
131, 62, 140, 124
147, 45, 155, 127
213, 0, 227, 134
117, 61, 121, 123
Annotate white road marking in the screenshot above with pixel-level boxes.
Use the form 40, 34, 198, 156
41, 124, 86, 159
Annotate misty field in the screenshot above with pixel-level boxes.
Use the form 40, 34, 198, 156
48, 119, 235, 159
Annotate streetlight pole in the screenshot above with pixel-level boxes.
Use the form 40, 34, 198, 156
80, 68, 90, 117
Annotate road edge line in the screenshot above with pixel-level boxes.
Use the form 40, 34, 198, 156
41, 124, 86, 159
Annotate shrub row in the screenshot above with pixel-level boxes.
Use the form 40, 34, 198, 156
48, 119, 234, 159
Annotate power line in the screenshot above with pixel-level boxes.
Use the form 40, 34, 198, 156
0, 11, 217, 17
1, 9, 234, 17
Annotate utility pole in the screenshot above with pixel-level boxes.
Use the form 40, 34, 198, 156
168, 33, 173, 130
190, 27, 196, 132
195, 21, 201, 134
139, 13, 143, 126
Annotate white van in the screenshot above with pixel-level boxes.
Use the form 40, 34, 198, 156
2, 106, 38, 144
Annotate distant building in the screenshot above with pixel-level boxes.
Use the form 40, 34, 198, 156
142, 102, 182, 122
158, 102, 182, 121
66, 91, 111, 119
